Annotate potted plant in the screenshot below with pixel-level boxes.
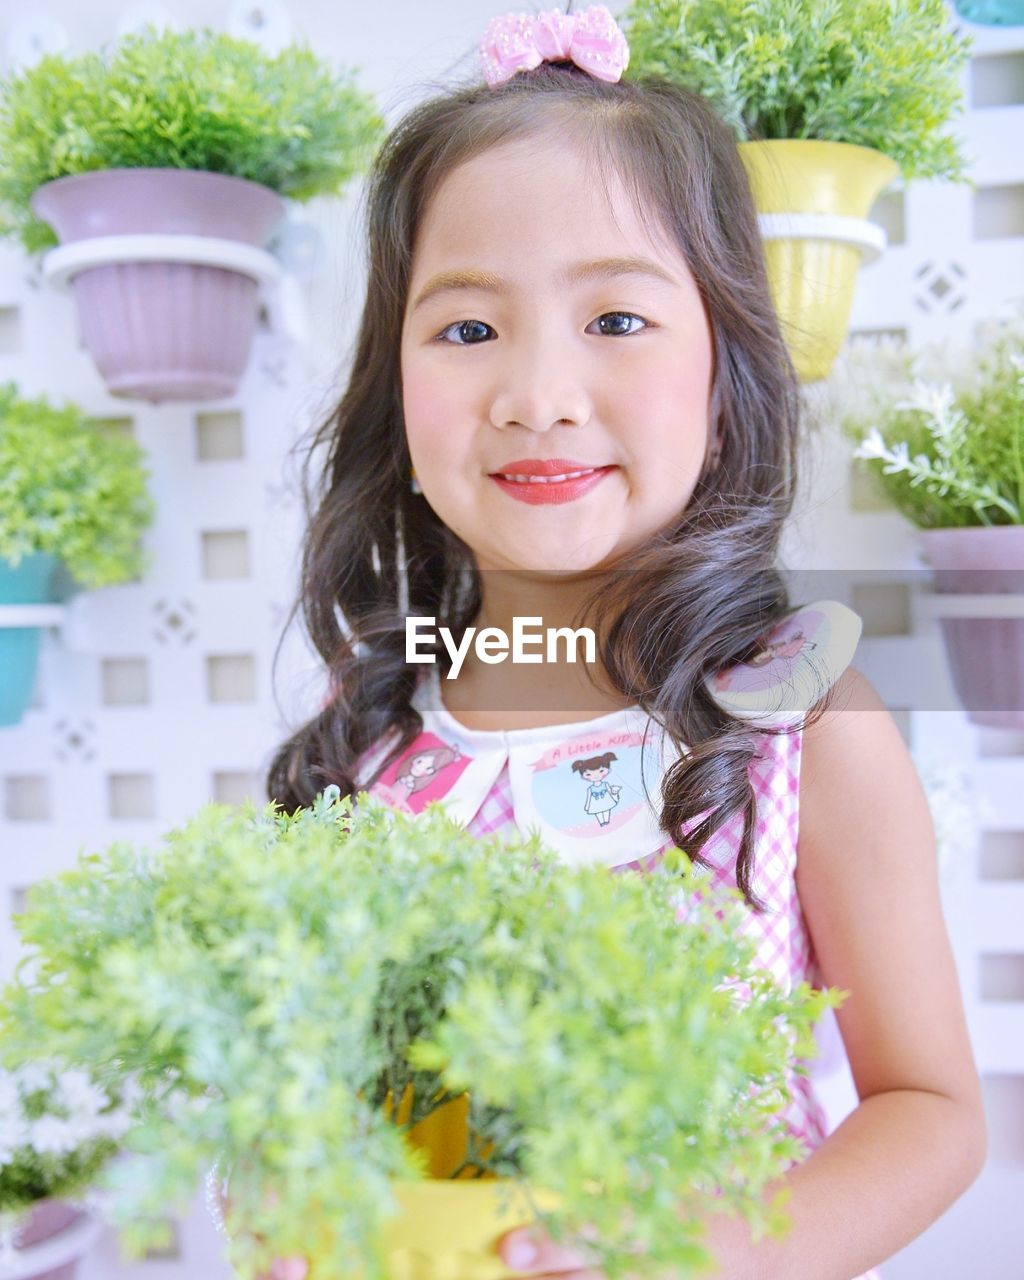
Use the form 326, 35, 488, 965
840, 325, 1024, 729
0, 1060, 133, 1280
0, 382, 153, 727
952, 1, 1024, 24
620, 0, 972, 381
0, 27, 385, 403
0, 787, 843, 1280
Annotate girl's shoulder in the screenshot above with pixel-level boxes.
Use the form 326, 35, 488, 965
704, 599, 863, 729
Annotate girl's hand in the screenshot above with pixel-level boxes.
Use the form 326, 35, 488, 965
219, 1185, 310, 1280
496, 1225, 605, 1280
498, 1211, 763, 1280
256, 1259, 309, 1280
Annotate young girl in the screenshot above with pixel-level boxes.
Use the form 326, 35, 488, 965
266, 7, 986, 1277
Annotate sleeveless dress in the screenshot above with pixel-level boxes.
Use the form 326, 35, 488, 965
355, 601, 883, 1280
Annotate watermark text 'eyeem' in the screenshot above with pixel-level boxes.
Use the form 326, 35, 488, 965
406, 616, 597, 678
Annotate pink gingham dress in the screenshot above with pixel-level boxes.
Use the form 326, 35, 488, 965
356, 602, 882, 1280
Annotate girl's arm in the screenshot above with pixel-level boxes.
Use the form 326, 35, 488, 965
707, 665, 987, 1280
497, 666, 986, 1280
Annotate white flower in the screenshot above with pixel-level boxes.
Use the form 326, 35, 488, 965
28, 1113, 77, 1157
895, 379, 959, 432
888, 440, 912, 471
11, 1061, 56, 1094
0, 1116, 30, 1166
851, 426, 890, 461
0, 1062, 135, 1174
0, 1074, 20, 1115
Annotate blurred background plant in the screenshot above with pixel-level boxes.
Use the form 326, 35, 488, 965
619, 0, 972, 179
0, 382, 154, 589
0, 25, 386, 252
0, 1057, 135, 1252
827, 321, 1024, 528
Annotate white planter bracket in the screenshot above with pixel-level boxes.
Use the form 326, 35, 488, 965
756, 212, 888, 264
0, 1207, 103, 1280
0, 604, 67, 628
40, 234, 283, 289
914, 593, 1024, 620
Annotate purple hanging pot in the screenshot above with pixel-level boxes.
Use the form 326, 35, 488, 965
31, 168, 284, 404
3, 1198, 103, 1280
919, 526, 1024, 730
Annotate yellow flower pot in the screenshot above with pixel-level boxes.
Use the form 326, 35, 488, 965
307, 1088, 563, 1280
738, 140, 899, 382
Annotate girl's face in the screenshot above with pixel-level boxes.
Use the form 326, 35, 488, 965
583, 766, 609, 782
401, 133, 715, 574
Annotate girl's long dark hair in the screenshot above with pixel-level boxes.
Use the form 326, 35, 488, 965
267, 61, 836, 912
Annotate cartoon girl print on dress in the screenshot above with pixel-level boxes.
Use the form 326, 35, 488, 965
395, 742, 462, 796
571, 751, 622, 828
712, 614, 824, 694
747, 626, 818, 668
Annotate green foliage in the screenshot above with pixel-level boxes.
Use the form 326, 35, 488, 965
839, 327, 1024, 528
0, 27, 387, 252
620, 0, 972, 179
0, 1134, 121, 1215
0, 383, 154, 587
0, 788, 844, 1280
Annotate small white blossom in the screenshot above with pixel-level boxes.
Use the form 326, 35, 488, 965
837, 321, 1023, 525
896, 379, 957, 429
0, 1060, 133, 1184
851, 426, 890, 461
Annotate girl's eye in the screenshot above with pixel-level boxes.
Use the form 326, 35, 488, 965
433, 311, 651, 345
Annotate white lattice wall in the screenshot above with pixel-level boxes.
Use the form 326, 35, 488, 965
783, 15, 1024, 1277
0, 3, 1022, 1277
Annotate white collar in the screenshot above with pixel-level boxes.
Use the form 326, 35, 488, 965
364, 665, 675, 868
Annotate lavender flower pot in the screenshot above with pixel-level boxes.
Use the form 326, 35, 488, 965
2, 1198, 101, 1280
919, 526, 1024, 730
31, 169, 284, 403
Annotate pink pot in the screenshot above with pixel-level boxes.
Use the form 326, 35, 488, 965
31, 168, 284, 403
6, 1198, 93, 1280
919, 526, 1024, 730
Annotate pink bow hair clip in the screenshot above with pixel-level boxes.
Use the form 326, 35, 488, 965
480, 5, 630, 88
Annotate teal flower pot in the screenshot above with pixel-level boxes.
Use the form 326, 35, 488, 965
0, 553, 60, 726
953, 1, 1024, 25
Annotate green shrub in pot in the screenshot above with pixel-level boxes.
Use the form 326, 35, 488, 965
0, 28, 387, 402
618, 0, 972, 381
619, 0, 971, 179
0, 383, 153, 723
0, 1058, 133, 1268
0, 26, 386, 254
0, 383, 153, 588
840, 327, 1022, 529
0, 788, 844, 1280
837, 323, 1023, 727
0, 1059, 134, 1214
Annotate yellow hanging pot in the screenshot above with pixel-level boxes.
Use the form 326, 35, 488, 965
305, 1087, 563, 1280
738, 140, 899, 383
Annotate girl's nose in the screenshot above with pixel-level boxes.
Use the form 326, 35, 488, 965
488, 341, 591, 432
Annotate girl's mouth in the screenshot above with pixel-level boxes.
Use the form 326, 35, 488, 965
490, 465, 616, 505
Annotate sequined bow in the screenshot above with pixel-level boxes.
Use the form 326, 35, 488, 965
480, 5, 630, 88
